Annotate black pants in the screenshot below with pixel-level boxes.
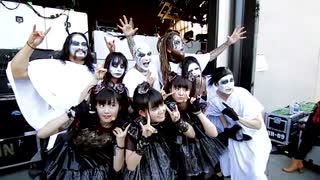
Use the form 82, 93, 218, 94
295, 118, 320, 160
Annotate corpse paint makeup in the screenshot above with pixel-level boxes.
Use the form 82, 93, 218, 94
109, 58, 125, 78
69, 34, 88, 59
135, 43, 152, 71
187, 62, 201, 77
172, 35, 184, 55
217, 74, 234, 95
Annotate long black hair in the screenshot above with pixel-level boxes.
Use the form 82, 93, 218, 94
181, 56, 207, 98
181, 56, 201, 77
54, 32, 95, 73
103, 52, 128, 83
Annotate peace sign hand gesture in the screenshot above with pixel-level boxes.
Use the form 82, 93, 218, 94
140, 111, 157, 138
27, 25, 51, 48
160, 87, 176, 100
117, 15, 138, 37
189, 97, 202, 115
113, 124, 131, 147
165, 102, 180, 123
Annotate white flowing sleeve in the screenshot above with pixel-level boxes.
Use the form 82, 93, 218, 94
6, 61, 62, 130
206, 94, 223, 116
237, 87, 264, 120
150, 55, 163, 86
122, 70, 136, 98
6, 59, 94, 130
150, 64, 161, 91
28, 59, 94, 110
232, 87, 264, 136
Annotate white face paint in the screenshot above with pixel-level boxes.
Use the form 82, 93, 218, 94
172, 35, 184, 55
216, 74, 234, 95
109, 58, 126, 78
187, 63, 201, 77
135, 43, 152, 71
69, 34, 88, 59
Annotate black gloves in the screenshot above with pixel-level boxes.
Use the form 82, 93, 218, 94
224, 124, 252, 142
189, 98, 202, 115
70, 100, 90, 118
165, 101, 177, 111
222, 102, 239, 121
221, 103, 251, 141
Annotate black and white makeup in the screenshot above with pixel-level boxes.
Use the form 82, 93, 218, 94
216, 74, 234, 95
187, 62, 201, 78
109, 58, 126, 78
172, 35, 184, 55
134, 43, 152, 71
69, 34, 88, 59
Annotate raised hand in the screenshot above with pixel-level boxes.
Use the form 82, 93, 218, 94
140, 111, 157, 138
224, 124, 252, 141
113, 124, 131, 147
95, 64, 108, 80
166, 102, 181, 123
27, 25, 51, 48
222, 102, 239, 121
189, 97, 202, 115
147, 72, 155, 87
160, 86, 175, 100
227, 26, 246, 45
117, 15, 138, 37
104, 37, 115, 52
70, 100, 90, 117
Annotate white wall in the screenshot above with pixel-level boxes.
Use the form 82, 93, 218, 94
216, 0, 231, 67
254, 0, 320, 112
0, 1, 46, 49
0, 1, 88, 50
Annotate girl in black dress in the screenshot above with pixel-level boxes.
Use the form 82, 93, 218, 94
123, 82, 195, 180
165, 73, 225, 180
37, 83, 129, 180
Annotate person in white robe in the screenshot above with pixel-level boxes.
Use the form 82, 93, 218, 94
122, 42, 160, 97
6, 26, 95, 147
206, 67, 271, 180
116, 17, 159, 97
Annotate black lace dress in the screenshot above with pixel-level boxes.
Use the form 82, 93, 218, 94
42, 117, 117, 180
122, 117, 176, 180
174, 109, 226, 178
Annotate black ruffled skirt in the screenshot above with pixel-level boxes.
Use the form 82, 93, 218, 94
123, 140, 175, 180
175, 127, 226, 177
42, 134, 114, 180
